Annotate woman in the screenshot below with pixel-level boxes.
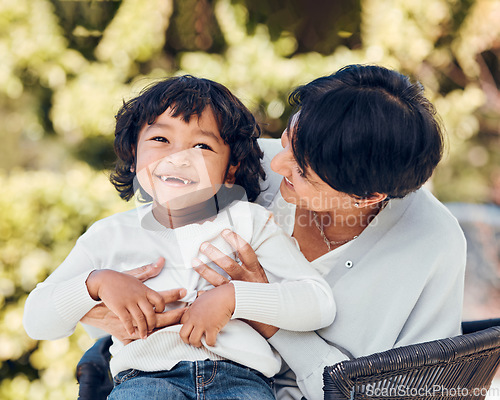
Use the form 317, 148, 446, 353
81, 65, 466, 400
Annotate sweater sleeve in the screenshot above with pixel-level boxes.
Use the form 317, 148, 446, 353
23, 242, 101, 340
230, 207, 335, 331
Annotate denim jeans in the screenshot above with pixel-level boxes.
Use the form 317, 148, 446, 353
108, 360, 275, 400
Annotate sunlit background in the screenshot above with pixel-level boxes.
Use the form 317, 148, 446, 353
1, 0, 500, 398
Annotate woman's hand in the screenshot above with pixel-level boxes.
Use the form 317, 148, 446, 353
81, 257, 187, 342
179, 283, 235, 347
194, 230, 279, 339
193, 229, 269, 284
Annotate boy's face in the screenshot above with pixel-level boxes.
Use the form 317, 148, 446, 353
135, 107, 236, 211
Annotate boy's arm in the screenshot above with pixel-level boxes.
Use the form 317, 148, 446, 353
23, 238, 173, 341
23, 242, 102, 340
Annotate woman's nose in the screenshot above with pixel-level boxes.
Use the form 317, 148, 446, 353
270, 146, 293, 176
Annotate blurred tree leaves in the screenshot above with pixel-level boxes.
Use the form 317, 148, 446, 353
1, 0, 499, 200
0, 166, 128, 399
1, 0, 500, 397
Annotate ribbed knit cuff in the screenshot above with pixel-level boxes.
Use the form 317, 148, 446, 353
231, 281, 279, 325
53, 271, 101, 323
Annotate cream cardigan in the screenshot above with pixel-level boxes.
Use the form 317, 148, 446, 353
257, 139, 467, 400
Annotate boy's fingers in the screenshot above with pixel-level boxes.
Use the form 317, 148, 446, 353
198, 243, 243, 280
189, 327, 204, 348
124, 257, 165, 282
139, 300, 157, 334
117, 311, 136, 337
192, 258, 230, 287
129, 305, 148, 339
179, 322, 193, 345
147, 290, 166, 313
205, 329, 218, 347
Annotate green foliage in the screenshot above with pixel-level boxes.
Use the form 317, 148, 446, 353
0, 165, 129, 399
1, 0, 500, 396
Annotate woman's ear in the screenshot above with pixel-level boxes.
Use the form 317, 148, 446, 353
353, 192, 387, 208
224, 163, 240, 186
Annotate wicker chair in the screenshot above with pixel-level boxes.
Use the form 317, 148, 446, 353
76, 320, 500, 400
324, 319, 500, 400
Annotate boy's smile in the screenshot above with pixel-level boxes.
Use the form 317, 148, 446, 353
135, 107, 237, 225
152, 156, 199, 188
157, 175, 195, 186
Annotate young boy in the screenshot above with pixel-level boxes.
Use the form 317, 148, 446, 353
23, 76, 335, 399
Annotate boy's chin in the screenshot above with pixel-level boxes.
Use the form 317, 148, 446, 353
154, 189, 218, 211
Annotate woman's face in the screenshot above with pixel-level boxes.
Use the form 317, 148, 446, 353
270, 124, 354, 212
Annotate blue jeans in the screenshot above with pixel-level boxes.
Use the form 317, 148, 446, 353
108, 360, 275, 400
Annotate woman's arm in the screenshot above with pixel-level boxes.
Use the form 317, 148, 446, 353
194, 230, 345, 400
196, 222, 335, 331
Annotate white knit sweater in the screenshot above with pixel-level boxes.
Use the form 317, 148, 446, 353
23, 200, 335, 378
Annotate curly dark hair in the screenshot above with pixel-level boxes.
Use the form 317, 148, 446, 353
110, 75, 265, 202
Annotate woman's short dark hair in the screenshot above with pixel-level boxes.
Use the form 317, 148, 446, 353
110, 75, 265, 202
289, 64, 444, 199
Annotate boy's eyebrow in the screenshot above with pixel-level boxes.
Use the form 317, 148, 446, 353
198, 129, 221, 143
146, 122, 221, 143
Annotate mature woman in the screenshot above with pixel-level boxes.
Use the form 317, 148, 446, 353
82, 64, 466, 400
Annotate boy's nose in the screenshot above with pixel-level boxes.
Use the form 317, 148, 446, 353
165, 150, 192, 167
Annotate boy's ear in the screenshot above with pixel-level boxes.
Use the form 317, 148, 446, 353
225, 163, 239, 185
130, 146, 136, 172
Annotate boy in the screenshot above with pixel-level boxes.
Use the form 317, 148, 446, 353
24, 76, 335, 399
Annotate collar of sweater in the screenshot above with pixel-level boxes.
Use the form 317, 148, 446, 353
136, 202, 235, 242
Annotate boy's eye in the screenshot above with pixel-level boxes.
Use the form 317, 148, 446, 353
151, 136, 168, 143
193, 143, 214, 151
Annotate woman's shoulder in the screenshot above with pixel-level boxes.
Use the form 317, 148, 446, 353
389, 187, 465, 245
411, 188, 463, 230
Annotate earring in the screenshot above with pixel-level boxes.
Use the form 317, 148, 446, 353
130, 165, 135, 173
354, 202, 360, 208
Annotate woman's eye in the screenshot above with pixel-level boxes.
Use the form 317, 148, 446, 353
295, 166, 306, 178
194, 143, 213, 151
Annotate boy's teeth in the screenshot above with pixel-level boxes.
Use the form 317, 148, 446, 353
160, 176, 191, 184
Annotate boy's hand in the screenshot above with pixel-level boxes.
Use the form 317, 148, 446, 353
179, 283, 235, 347
86, 269, 167, 339
81, 294, 188, 344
